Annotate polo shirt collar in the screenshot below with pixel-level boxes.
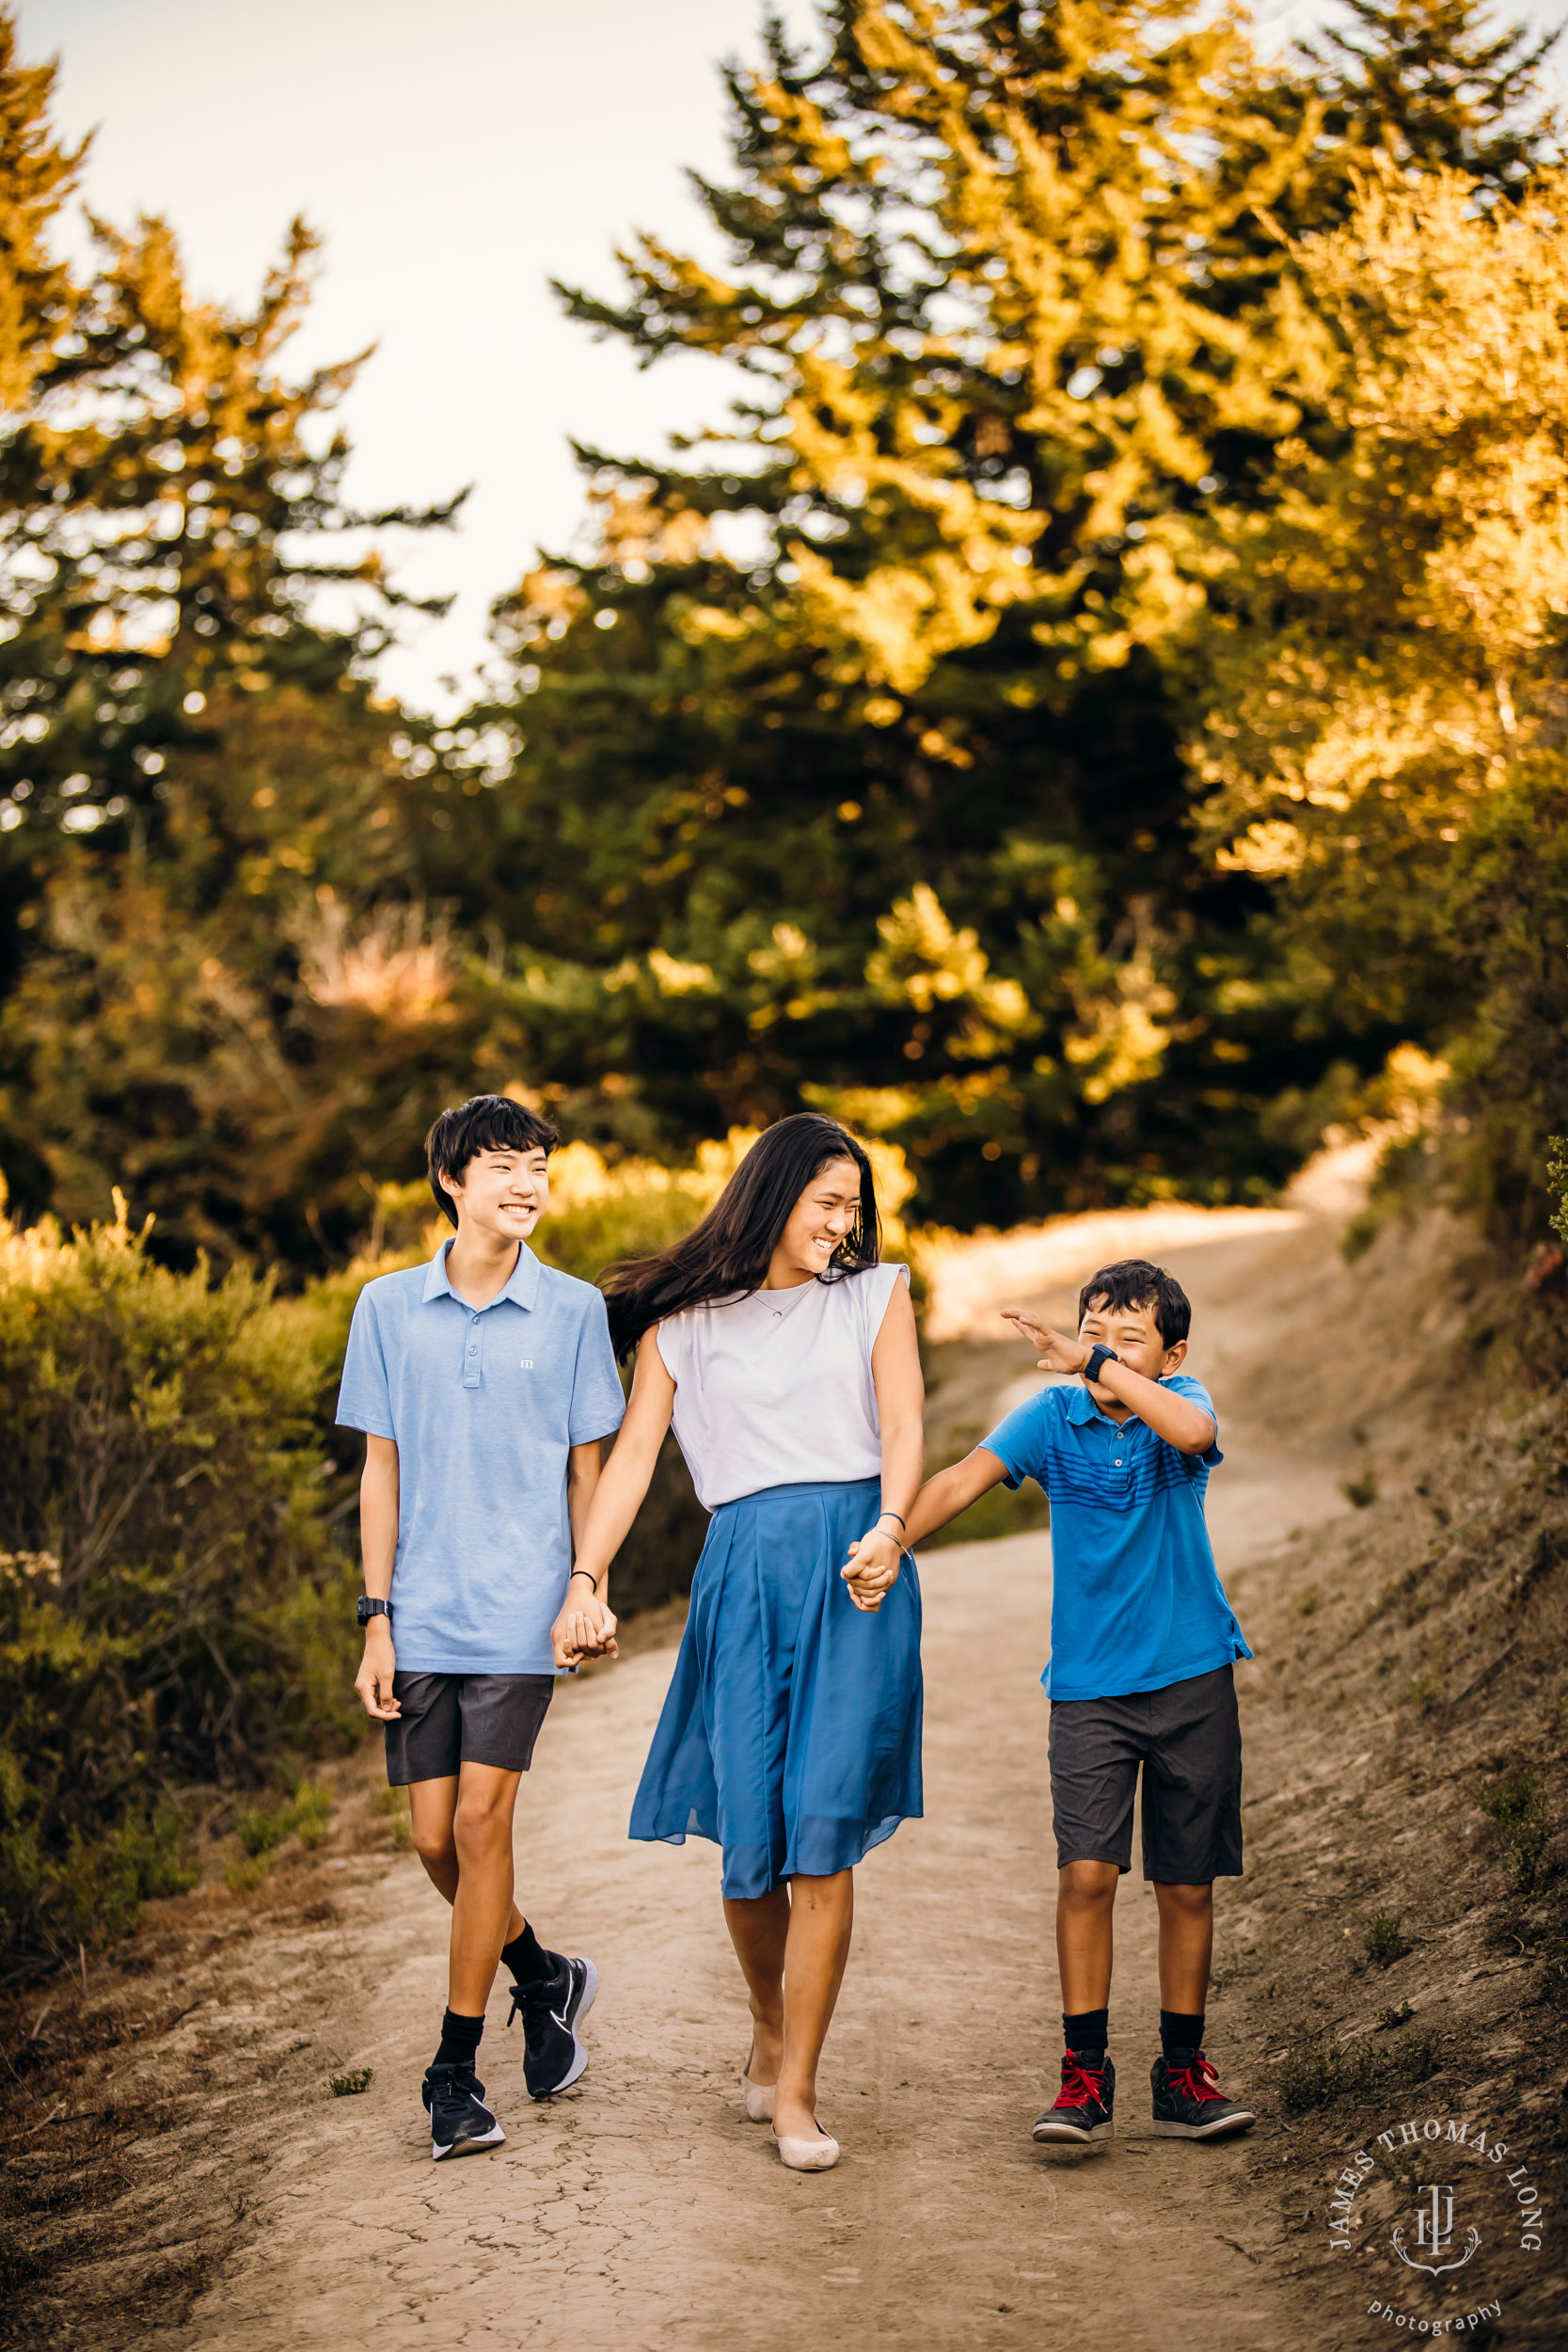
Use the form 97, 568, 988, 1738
421, 1238, 543, 1311
1065, 1379, 1141, 1432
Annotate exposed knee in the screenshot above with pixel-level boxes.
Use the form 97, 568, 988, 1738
1058, 1860, 1120, 1907
785, 1868, 851, 1914
1154, 1880, 1212, 1918
452, 1793, 514, 1861
411, 1823, 457, 1870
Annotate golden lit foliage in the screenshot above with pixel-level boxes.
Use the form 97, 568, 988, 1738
1194, 164, 1568, 1026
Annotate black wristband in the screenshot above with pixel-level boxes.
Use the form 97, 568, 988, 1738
569, 1568, 599, 1592
1083, 1343, 1119, 1385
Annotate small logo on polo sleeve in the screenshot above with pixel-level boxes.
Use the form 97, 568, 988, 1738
520, 1359, 533, 1369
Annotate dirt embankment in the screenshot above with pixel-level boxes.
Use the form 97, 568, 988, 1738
3, 1159, 1565, 2349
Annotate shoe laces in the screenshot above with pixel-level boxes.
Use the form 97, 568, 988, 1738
1054, 2057, 1105, 2108
1167, 2052, 1225, 2102
509, 1963, 566, 2032
426, 2060, 483, 2101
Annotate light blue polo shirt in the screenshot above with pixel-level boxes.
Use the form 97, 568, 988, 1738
336, 1240, 626, 1674
981, 1374, 1250, 1702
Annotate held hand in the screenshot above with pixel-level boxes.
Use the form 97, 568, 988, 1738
842, 1527, 903, 1613
550, 1588, 620, 1668
354, 1624, 402, 1721
1002, 1310, 1091, 1377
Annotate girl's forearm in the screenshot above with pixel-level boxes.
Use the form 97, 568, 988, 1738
572, 1443, 661, 1588
879, 1414, 924, 1530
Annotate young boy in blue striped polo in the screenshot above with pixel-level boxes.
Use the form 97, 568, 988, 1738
338, 1095, 625, 2161
847, 1258, 1256, 2148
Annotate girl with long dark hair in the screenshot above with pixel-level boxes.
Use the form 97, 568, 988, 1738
557, 1114, 925, 2171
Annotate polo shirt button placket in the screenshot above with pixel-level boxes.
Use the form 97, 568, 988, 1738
464, 1311, 483, 1391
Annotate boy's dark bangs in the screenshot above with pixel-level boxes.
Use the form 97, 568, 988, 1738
1078, 1257, 1192, 1347
457, 1099, 558, 1160
425, 1094, 561, 1225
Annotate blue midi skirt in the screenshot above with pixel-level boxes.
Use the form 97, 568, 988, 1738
628, 1476, 924, 1899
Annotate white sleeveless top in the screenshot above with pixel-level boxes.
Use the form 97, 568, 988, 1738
654, 1262, 910, 1511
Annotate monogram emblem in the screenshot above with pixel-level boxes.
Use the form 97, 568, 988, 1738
1392, 2184, 1481, 2277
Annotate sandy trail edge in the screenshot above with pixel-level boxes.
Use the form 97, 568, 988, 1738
182, 1192, 1354, 2352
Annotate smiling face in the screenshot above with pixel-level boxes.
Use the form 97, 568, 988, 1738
769, 1154, 863, 1285
1079, 1291, 1185, 1409
438, 1145, 550, 1246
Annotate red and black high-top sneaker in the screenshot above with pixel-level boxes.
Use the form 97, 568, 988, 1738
1150, 2049, 1255, 2138
1032, 2049, 1116, 2145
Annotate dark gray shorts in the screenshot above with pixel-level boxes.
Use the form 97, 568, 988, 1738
384, 1671, 555, 1786
1047, 1664, 1243, 1883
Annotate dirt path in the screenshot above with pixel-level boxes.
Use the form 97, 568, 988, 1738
173, 1179, 1366, 2352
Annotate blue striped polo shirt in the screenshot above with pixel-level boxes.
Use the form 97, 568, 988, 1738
981, 1374, 1250, 1702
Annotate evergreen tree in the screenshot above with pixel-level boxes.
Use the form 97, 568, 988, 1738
459, 0, 1557, 1221
0, 8, 464, 1250
1306, 0, 1560, 181
1191, 160, 1568, 1238
0, 203, 456, 858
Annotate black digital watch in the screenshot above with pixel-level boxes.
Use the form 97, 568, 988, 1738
356, 1596, 392, 1628
1083, 1343, 1119, 1385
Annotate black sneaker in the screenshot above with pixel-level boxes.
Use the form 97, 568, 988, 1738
421, 2062, 505, 2161
1150, 2049, 1256, 2139
508, 1953, 599, 2100
1033, 2050, 1116, 2145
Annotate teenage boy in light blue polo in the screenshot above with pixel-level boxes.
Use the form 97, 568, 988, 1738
846, 1258, 1256, 2152
338, 1094, 624, 2162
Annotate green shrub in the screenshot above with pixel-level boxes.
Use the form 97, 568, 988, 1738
1277, 2037, 1378, 2114
1364, 1911, 1407, 1967
1387, 2028, 1440, 2087
1477, 1769, 1550, 1895
233, 1783, 332, 1859
0, 1198, 358, 1963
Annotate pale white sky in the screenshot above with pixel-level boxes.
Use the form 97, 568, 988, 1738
16, 0, 1565, 711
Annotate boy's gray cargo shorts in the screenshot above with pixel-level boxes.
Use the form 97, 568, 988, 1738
384, 1671, 555, 1785
1047, 1663, 1243, 1882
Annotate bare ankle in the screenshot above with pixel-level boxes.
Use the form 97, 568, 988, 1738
747, 2010, 784, 2080
772, 2087, 818, 2137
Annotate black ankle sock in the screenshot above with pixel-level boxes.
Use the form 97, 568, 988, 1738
1063, 2008, 1109, 2060
435, 2008, 484, 2069
1160, 2009, 1206, 2058
499, 1921, 556, 1987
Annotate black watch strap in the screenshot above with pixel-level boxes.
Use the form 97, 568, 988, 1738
1083, 1343, 1119, 1384
356, 1596, 392, 1627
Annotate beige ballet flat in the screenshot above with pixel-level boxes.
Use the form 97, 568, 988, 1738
742, 2049, 775, 2123
772, 2124, 840, 2172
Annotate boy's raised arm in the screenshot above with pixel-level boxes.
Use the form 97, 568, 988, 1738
1003, 1311, 1215, 1455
